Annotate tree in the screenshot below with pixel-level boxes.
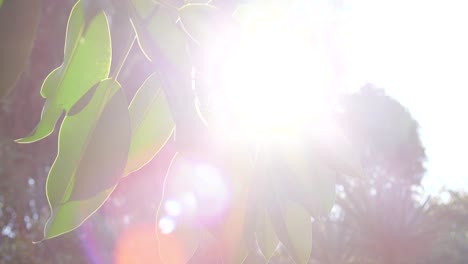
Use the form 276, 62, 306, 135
425, 191, 468, 264
337, 84, 426, 187
308, 87, 467, 264
2, 0, 362, 263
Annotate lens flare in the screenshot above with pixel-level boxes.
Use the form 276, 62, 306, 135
159, 156, 232, 232
192, 164, 230, 221
182, 192, 197, 213
114, 224, 161, 264
204, 1, 338, 144
164, 199, 182, 217
158, 216, 176, 235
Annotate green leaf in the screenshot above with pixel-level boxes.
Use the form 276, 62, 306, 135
131, 0, 157, 19
131, 5, 189, 67
269, 199, 312, 264
282, 148, 336, 218
43, 79, 130, 239
256, 209, 279, 261
83, 0, 109, 31
156, 154, 201, 264
0, 0, 41, 98
212, 148, 255, 264
147, 8, 189, 67
16, 0, 111, 143
227, 241, 249, 264
296, 165, 336, 218
178, 3, 219, 45
43, 187, 114, 240
124, 73, 175, 175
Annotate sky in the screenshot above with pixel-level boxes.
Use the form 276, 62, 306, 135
324, 0, 468, 194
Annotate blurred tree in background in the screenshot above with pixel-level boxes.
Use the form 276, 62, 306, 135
425, 191, 468, 264
307, 87, 468, 264
0, 1, 87, 262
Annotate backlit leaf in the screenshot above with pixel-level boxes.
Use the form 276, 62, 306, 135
214, 147, 255, 264
16, 0, 111, 143
178, 3, 219, 45
131, 4, 189, 67
270, 199, 312, 264
256, 209, 279, 261
226, 239, 249, 264
124, 73, 175, 175
131, 0, 157, 19
44, 188, 114, 240
156, 154, 201, 264
282, 147, 336, 218
83, 0, 109, 30
43, 79, 130, 239
0, 0, 41, 98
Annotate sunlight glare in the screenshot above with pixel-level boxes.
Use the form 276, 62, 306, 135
216, 2, 336, 143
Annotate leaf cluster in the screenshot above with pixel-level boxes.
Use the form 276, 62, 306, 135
2, 0, 363, 263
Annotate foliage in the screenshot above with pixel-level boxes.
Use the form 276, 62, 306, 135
338, 85, 426, 186
309, 189, 468, 264
425, 191, 468, 264
305, 87, 467, 264
1, 0, 361, 263
3, 1, 467, 264
0, 1, 95, 262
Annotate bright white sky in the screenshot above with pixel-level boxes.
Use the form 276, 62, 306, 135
320, 0, 468, 194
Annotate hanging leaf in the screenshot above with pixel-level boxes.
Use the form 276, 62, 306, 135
213, 147, 254, 264
124, 73, 175, 175
178, 3, 219, 46
16, 0, 111, 143
225, 237, 249, 264
281, 146, 336, 218
156, 154, 202, 264
269, 199, 312, 264
129, 1, 205, 156
82, 0, 110, 31
256, 209, 279, 261
127, 0, 157, 61
131, 4, 189, 68
0, 0, 41, 98
43, 79, 130, 239
131, 0, 157, 19
43, 187, 114, 240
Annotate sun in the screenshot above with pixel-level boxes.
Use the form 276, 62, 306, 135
201, 2, 337, 144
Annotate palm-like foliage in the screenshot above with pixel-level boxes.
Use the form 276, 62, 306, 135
424, 191, 468, 264
311, 185, 441, 264
310, 86, 442, 264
